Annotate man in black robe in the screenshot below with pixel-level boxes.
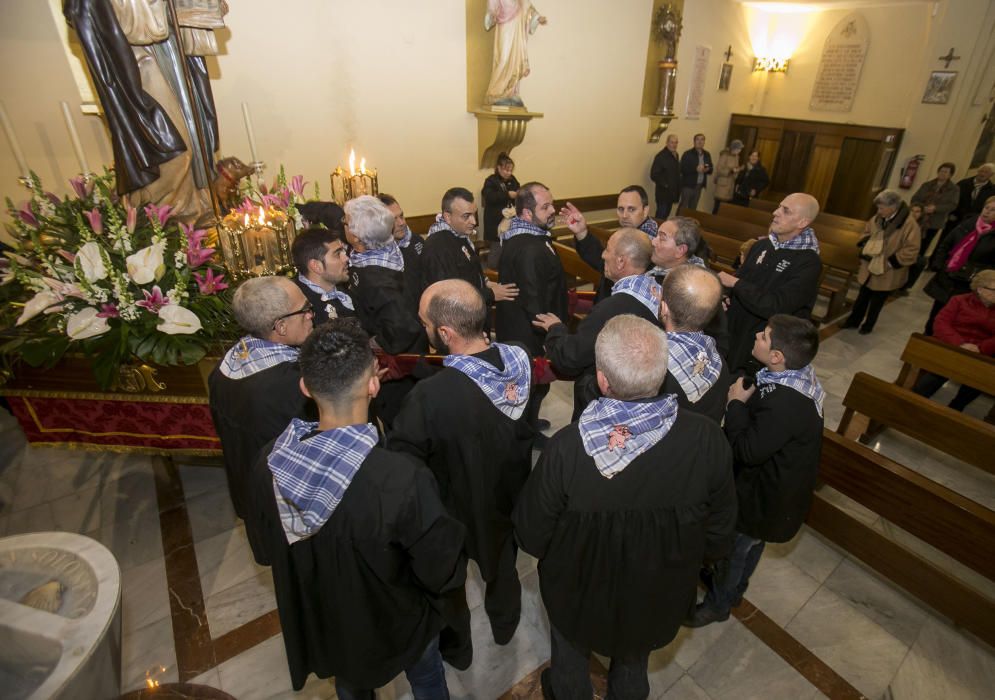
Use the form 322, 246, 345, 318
208, 276, 315, 564
253, 319, 466, 696
513, 315, 736, 699
421, 187, 518, 304
496, 182, 568, 437
291, 227, 354, 325
390, 279, 535, 666
533, 228, 660, 420
659, 265, 731, 423
379, 193, 425, 300
719, 192, 823, 372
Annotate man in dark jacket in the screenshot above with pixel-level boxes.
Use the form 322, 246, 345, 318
687, 314, 824, 627
719, 193, 823, 372
945, 163, 995, 236
254, 319, 466, 696
378, 193, 425, 300
650, 134, 682, 219
514, 315, 736, 699
291, 227, 355, 325
679, 133, 714, 211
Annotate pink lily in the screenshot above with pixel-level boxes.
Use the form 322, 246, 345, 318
260, 193, 280, 208
18, 202, 38, 228
143, 203, 173, 228
289, 175, 306, 198
125, 204, 138, 233
193, 268, 228, 295
277, 189, 292, 208
234, 197, 255, 215
85, 207, 103, 235
187, 245, 215, 267
135, 285, 170, 313
41, 276, 84, 300
57, 249, 77, 264
69, 175, 93, 200
45, 192, 61, 206
96, 303, 120, 319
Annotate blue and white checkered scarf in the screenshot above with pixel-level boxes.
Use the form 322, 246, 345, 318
426, 213, 472, 240
611, 274, 662, 317
219, 336, 300, 380
268, 419, 378, 544
638, 218, 659, 238
649, 255, 705, 280
667, 332, 722, 404
398, 226, 413, 248
500, 216, 551, 241
578, 394, 679, 478
769, 227, 820, 253
349, 240, 405, 271
756, 364, 825, 417
298, 274, 354, 311
443, 343, 531, 420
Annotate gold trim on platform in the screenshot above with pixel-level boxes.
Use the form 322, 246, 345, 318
26, 440, 222, 456
1, 388, 209, 404
22, 399, 220, 442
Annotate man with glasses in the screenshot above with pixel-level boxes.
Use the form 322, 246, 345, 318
209, 276, 316, 564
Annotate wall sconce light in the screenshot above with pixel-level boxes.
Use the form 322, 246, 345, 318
753, 56, 789, 73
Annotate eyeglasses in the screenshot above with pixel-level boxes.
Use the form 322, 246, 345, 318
273, 301, 313, 327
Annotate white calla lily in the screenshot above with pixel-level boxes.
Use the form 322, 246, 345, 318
126, 242, 166, 284
157, 304, 203, 335
76, 241, 107, 282
16, 290, 62, 326
66, 306, 110, 339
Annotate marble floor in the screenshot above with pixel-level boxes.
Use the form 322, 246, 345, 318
1, 283, 993, 699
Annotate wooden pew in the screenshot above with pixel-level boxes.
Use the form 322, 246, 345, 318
716, 202, 863, 248
807, 431, 995, 648
837, 371, 995, 477
747, 198, 867, 234
551, 241, 601, 287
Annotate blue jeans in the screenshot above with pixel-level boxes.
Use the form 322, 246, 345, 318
335, 637, 449, 700
548, 623, 650, 700
703, 532, 765, 613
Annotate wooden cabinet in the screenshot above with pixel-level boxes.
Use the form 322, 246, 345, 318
727, 114, 903, 219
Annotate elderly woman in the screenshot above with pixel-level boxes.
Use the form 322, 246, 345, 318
912, 161, 960, 255
712, 139, 743, 213
913, 269, 995, 411
924, 195, 995, 334
731, 151, 770, 207
842, 190, 921, 334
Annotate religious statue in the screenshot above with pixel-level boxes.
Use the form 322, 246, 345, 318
65, 0, 228, 225
483, 0, 547, 109
653, 4, 682, 61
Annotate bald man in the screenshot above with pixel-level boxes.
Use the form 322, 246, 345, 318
718, 192, 823, 371
659, 265, 731, 423
534, 228, 663, 419
389, 279, 535, 663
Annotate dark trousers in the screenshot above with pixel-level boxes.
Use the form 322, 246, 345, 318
548, 624, 650, 700
703, 532, 765, 613
335, 637, 449, 700
924, 298, 946, 336
655, 198, 676, 220
529, 381, 550, 431
844, 285, 890, 331
913, 370, 983, 411
679, 186, 704, 212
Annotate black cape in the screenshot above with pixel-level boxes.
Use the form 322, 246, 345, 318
513, 409, 736, 656
348, 264, 428, 354
420, 230, 494, 303
388, 345, 535, 579
253, 444, 467, 690
293, 278, 355, 326
661, 355, 732, 424
496, 234, 568, 356
399, 235, 425, 302
207, 360, 312, 564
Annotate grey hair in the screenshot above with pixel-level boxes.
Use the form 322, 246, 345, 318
232, 276, 295, 337
668, 216, 702, 257
612, 228, 653, 271
595, 315, 669, 400
978, 163, 995, 174
873, 189, 903, 208
344, 195, 395, 250
730, 139, 744, 151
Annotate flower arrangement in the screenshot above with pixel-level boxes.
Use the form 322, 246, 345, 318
1, 171, 236, 389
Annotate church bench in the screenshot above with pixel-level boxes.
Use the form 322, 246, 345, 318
716, 202, 863, 249
551, 241, 602, 287
837, 371, 995, 477
747, 198, 867, 233
807, 431, 995, 649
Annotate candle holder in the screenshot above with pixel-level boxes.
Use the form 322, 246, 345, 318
217, 205, 297, 281
329, 150, 379, 205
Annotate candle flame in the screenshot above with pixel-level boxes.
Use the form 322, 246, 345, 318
243, 213, 249, 227
349, 149, 356, 176
360, 158, 366, 175
258, 205, 266, 225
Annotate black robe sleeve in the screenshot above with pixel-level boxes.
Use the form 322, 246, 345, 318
511, 448, 567, 560
398, 466, 468, 595
731, 250, 822, 319
574, 233, 605, 274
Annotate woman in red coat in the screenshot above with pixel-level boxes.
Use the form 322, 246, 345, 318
913, 269, 995, 410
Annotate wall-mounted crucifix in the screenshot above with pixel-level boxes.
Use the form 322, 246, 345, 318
724, 45, 733, 62
938, 47, 961, 69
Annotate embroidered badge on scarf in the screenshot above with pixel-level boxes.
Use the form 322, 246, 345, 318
220, 336, 300, 380
611, 274, 662, 316
756, 364, 825, 417
578, 394, 679, 478
667, 332, 722, 403
444, 343, 531, 419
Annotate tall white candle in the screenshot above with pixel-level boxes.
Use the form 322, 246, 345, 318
241, 102, 259, 163
60, 101, 89, 174
0, 101, 29, 178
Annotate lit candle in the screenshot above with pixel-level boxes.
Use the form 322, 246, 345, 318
348, 149, 356, 176
60, 101, 89, 174
241, 102, 259, 163
0, 101, 29, 178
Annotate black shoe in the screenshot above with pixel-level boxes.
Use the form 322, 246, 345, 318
491, 619, 520, 645
440, 645, 472, 671
841, 319, 860, 329
858, 326, 873, 335
540, 668, 555, 700
684, 602, 730, 628
537, 418, 551, 431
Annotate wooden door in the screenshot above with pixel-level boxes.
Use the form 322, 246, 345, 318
826, 138, 883, 219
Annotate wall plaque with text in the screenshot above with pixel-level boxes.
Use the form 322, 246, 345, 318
810, 13, 869, 112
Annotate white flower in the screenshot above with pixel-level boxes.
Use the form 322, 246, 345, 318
76, 241, 108, 282
157, 304, 202, 335
16, 290, 62, 325
126, 242, 166, 284
66, 307, 110, 340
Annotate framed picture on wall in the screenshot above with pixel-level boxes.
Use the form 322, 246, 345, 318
922, 71, 957, 104
718, 63, 733, 91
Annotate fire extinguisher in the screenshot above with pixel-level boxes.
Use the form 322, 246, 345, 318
899, 155, 925, 189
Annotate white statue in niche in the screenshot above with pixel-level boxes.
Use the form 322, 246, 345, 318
483, 0, 547, 109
